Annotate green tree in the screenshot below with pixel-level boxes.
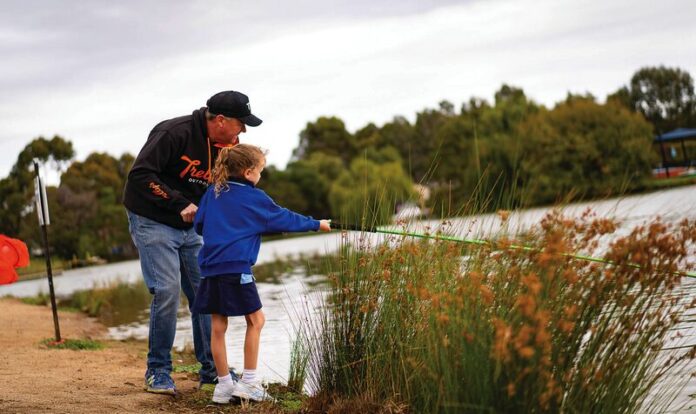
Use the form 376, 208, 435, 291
609, 66, 696, 133
353, 123, 381, 150
284, 162, 328, 218
0, 136, 74, 237
425, 86, 538, 215
377, 116, 417, 174
427, 116, 479, 211
409, 106, 452, 182
60, 152, 125, 202
302, 152, 345, 183
517, 99, 656, 204
491, 85, 540, 132
329, 149, 415, 225
263, 153, 345, 220
292, 117, 356, 164
19, 151, 136, 260
261, 165, 309, 215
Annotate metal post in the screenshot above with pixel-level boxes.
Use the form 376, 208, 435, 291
33, 161, 61, 342
658, 138, 670, 178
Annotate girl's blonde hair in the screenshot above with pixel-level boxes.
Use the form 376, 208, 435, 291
210, 144, 267, 197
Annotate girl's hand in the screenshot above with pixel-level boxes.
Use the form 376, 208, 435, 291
319, 220, 331, 232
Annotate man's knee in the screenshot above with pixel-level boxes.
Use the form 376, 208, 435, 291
152, 283, 181, 307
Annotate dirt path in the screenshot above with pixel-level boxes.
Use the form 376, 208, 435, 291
0, 298, 205, 414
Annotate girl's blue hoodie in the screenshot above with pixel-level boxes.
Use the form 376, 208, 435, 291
194, 179, 320, 277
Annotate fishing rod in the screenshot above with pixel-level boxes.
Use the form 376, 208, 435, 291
330, 222, 696, 279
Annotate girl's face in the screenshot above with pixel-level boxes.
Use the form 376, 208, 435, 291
243, 160, 265, 185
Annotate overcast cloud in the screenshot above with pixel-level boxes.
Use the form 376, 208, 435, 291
1, 0, 694, 181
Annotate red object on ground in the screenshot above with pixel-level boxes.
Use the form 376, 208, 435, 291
0, 235, 30, 285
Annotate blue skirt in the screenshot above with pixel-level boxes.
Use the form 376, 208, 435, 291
192, 273, 262, 316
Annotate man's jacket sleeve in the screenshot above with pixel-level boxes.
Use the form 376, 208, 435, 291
127, 130, 192, 214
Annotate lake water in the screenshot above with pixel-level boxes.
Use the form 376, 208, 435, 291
2, 184, 695, 407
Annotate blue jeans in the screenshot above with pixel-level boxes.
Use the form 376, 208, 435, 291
127, 210, 216, 381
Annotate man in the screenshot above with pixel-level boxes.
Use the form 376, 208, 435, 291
123, 91, 262, 395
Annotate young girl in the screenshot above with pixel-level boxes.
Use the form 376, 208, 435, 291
192, 144, 331, 403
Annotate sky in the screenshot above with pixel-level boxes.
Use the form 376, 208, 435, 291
1, 0, 695, 183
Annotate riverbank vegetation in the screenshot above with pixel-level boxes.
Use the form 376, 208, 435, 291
18, 280, 151, 326
291, 212, 696, 413
16, 257, 67, 280
1, 66, 695, 263
11, 210, 695, 412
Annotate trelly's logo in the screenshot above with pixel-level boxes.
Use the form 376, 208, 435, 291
179, 155, 211, 182
149, 182, 170, 199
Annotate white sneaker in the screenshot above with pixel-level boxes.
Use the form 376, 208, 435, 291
212, 380, 237, 404
232, 380, 274, 402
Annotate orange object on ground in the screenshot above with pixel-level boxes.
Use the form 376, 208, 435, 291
0, 235, 30, 285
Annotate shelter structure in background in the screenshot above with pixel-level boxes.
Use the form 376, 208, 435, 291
653, 128, 696, 178
0, 235, 29, 285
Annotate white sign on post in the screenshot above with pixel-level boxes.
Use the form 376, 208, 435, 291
34, 174, 50, 226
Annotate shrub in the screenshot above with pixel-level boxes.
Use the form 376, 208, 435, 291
294, 211, 696, 413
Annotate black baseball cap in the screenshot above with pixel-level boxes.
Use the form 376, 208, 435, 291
206, 91, 262, 127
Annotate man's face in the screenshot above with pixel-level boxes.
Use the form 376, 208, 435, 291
210, 115, 246, 146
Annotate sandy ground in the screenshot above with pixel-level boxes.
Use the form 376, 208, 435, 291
0, 298, 206, 414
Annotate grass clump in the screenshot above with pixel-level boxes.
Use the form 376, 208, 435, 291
41, 337, 103, 350
288, 335, 310, 392
172, 363, 201, 374
293, 211, 696, 413
20, 292, 51, 306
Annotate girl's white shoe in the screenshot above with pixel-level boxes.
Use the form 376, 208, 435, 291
212, 379, 237, 404
232, 380, 275, 402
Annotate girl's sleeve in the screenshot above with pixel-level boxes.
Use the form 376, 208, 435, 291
262, 193, 320, 233
193, 189, 210, 236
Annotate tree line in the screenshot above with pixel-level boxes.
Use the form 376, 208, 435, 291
266, 65, 695, 218
1, 65, 694, 261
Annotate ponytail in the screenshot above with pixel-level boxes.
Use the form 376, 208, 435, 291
210, 144, 266, 198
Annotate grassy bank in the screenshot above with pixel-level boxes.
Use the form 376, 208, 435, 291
16, 257, 67, 280
19, 280, 151, 326
293, 211, 696, 413
639, 175, 696, 192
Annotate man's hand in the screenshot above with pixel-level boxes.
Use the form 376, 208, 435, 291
319, 219, 331, 232
180, 203, 198, 223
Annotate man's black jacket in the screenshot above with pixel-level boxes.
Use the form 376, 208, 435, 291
124, 108, 225, 229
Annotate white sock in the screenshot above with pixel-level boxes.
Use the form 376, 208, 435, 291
218, 374, 233, 384
242, 369, 256, 383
